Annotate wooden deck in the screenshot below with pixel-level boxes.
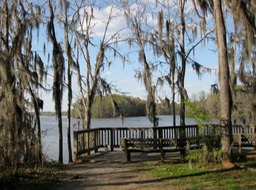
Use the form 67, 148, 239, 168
76, 149, 186, 163
73, 124, 256, 162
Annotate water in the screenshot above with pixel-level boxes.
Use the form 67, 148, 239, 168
40, 115, 218, 163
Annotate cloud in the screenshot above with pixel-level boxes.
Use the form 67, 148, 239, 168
76, 0, 212, 44
104, 70, 111, 76
78, 5, 129, 41
77, 1, 162, 41
117, 79, 136, 83
135, 87, 146, 92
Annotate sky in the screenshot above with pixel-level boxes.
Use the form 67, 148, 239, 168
35, 0, 220, 112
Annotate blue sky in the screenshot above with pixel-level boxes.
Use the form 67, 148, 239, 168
35, 0, 220, 112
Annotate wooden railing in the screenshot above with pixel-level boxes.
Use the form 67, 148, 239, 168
73, 124, 256, 161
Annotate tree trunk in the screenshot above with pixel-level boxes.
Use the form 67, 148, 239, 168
64, 1, 73, 163
179, 0, 186, 127
67, 67, 73, 163
57, 108, 63, 163
47, 0, 64, 164
169, 35, 176, 127
213, 0, 233, 162
36, 105, 42, 164
85, 101, 92, 129
29, 87, 42, 165
172, 88, 176, 127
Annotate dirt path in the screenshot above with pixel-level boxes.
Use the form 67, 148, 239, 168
56, 151, 173, 190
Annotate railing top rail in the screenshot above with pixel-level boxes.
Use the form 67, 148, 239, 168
73, 125, 199, 133
73, 124, 256, 134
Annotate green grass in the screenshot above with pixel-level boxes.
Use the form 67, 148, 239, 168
144, 160, 256, 189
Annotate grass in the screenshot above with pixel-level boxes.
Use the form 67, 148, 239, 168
0, 164, 64, 190
144, 160, 256, 189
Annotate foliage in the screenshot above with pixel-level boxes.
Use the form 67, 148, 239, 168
232, 85, 256, 124
72, 94, 146, 118
186, 140, 222, 167
204, 93, 220, 118
190, 87, 256, 124
156, 99, 180, 116
185, 99, 222, 164
185, 100, 210, 127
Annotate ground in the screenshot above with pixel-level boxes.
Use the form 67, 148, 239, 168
2, 149, 255, 189
56, 151, 176, 190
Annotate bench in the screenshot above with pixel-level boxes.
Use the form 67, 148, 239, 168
233, 134, 256, 147
233, 134, 256, 156
120, 138, 188, 162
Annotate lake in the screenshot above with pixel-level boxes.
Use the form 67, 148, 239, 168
40, 115, 218, 163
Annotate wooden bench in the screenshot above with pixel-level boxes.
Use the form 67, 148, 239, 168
233, 134, 256, 156
233, 134, 256, 147
120, 138, 188, 162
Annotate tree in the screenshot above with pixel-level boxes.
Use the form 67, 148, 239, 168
71, 2, 124, 129
177, 0, 187, 127
63, 0, 74, 163
122, 1, 158, 127
156, 7, 177, 126
0, 0, 45, 167
193, 0, 233, 163
229, 0, 256, 125
198, 0, 255, 163
47, 0, 65, 163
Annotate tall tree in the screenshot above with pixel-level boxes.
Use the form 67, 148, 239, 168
155, 0, 213, 127
193, 0, 233, 163
47, 0, 65, 163
72, 2, 124, 129
0, 0, 45, 167
230, 0, 256, 124
214, 0, 233, 162
157, 8, 177, 127
123, 2, 158, 127
178, 0, 187, 126
63, 0, 74, 163
194, 0, 256, 163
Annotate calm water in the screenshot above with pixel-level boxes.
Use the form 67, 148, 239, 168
40, 115, 218, 163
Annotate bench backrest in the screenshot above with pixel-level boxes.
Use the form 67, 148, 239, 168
121, 138, 187, 149
161, 138, 187, 148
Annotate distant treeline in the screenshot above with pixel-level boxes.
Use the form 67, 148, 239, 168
40, 112, 67, 116
72, 94, 180, 119
72, 94, 145, 118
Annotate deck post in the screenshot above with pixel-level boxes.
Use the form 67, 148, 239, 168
153, 127, 157, 139
159, 128, 163, 139
110, 129, 114, 151
160, 139, 165, 162
94, 130, 98, 153
124, 139, 131, 162
73, 131, 78, 162
87, 131, 90, 155
238, 134, 242, 158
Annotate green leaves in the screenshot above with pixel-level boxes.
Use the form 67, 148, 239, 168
185, 100, 210, 127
